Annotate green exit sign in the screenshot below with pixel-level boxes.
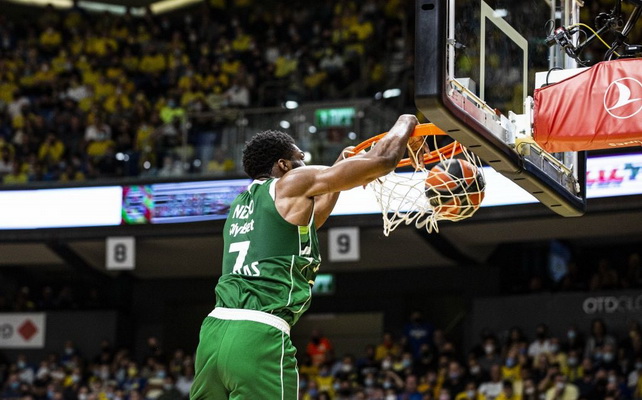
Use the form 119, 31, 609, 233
311, 273, 335, 295
314, 107, 355, 128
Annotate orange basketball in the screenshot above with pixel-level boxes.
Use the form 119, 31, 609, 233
425, 159, 486, 219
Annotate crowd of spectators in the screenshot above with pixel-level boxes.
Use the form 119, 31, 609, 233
2, 315, 642, 400
0, 285, 108, 313
0, 0, 413, 184
0, 251, 640, 400
0, 337, 193, 400
503, 250, 642, 295
294, 315, 642, 400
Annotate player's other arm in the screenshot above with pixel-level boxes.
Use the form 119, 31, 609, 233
280, 114, 419, 199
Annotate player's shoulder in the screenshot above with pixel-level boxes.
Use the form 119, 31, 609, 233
275, 165, 330, 196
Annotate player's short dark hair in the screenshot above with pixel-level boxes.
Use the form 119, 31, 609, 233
242, 130, 296, 179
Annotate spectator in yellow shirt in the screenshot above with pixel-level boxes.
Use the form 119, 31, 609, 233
231, 26, 253, 53
84, 115, 114, 158
496, 380, 522, 400
38, 133, 65, 167
60, 164, 85, 181
202, 63, 229, 92
455, 382, 482, 400
545, 374, 578, 400
207, 148, 235, 175
64, 1, 87, 30
375, 332, 402, 361
39, 26, 62, 53
140, 49, 167, 75
33, 63, 56, 86
3, 161, 28, 184
51, 49, 73, 74
135, 111, 160, 168
121, 48, 140, 73
93, 75, 116, 100
104, 85, 132, 113
303, 60, 328, 100
273, 48, 298, 79
220, 54, 242, 76
501, 349, 522, 382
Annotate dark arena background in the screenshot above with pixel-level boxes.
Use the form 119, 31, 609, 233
0, 0, 641, 399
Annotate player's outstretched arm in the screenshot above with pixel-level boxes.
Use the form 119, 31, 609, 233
312, 146, 355, 228
278, 114, 419, 199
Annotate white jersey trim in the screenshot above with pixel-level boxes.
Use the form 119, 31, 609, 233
208, 307, 291, 335
269, 178, 278, 200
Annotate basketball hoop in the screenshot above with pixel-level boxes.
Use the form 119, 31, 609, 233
349, 123, 486, 236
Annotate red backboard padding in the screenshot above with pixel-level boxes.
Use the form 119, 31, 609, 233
534, 59, 642, 152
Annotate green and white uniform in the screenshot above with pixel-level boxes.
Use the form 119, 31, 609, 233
191, 179, 321, 400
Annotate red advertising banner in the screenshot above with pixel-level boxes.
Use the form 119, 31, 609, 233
534, 59, 642, 152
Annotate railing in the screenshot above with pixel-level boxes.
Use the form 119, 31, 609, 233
161, 99, 403, 179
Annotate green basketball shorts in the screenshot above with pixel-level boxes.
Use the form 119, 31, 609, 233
190, 307, 299, 400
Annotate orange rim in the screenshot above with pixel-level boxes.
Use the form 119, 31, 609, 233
350, 123, 463, 167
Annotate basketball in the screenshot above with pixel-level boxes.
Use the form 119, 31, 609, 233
424, 159, 486, 219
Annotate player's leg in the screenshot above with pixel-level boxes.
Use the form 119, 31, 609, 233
190, 317, 230, 400
220, 320, 299, 400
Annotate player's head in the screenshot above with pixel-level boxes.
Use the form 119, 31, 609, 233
242, 130, 305, 179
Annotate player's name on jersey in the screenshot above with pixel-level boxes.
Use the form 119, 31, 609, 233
229, 220, 255, 237
232, 201, 254, 219
232, 260, 260, 276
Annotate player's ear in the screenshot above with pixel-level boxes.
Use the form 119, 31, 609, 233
277, 158, 290, 172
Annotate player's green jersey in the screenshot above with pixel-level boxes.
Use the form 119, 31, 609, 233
215, 179, 321, 326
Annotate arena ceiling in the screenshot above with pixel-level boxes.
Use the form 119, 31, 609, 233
1, 194, 641, 279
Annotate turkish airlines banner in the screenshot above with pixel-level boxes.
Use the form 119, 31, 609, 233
534, 59, 642, 152
0, 313, 46, 348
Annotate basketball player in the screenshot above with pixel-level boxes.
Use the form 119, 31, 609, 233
190, 114, 421, 399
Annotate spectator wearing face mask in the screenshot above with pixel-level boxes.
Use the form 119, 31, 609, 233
466, 356, 485, 386
561, 350, 584, 381
332, 354, 358, 382
545, 373, 578, 400
501, 348, 521, 382
520, 377, 539, 400
584, 319, 617, 361
441, 361, 466, 399
380, 369, 404, 395
61, 340, 80, 366
14, 354, 35, 384
479, 336, 502, 374
595, 343, 621, 374
547, 337, 567, 369
404, 311, 435, 359
495, 380, 521, 400
1, 373, 22, 398
454, 381, 481, 400
561, 325, 585, 354
528, 324, 553, 360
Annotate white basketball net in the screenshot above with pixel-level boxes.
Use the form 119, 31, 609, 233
366, 135, 485, 236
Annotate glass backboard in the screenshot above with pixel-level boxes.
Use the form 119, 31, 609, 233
415, 0, 587, 217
